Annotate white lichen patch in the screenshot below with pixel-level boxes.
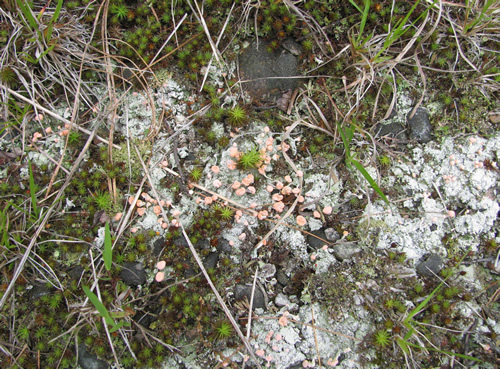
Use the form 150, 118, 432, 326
302, 173, 342, 211
231, 309, 306, 369
297, 303, 370, 367
360, 134, 500, 261
117, 78, 190, 139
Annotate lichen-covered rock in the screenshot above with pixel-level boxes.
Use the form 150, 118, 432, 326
407, 107, 433, 143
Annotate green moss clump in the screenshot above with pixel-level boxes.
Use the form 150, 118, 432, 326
227, 106, 248, 127
238, 147, 263, 170
112, 141, 152, 181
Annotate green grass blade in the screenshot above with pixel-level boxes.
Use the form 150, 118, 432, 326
104, 221, 112, 271
396, 337, 410, 354
15, 0, 38, 31
358, 0, 370, 42
0, 201, 12, 249
463, 0, 495, 34
337, 122, 353, 162
350, 159, 390, 205
402, 340, 482, 362
375, 0, 425, 60
404, 280, 444, 328
348, 0, 362, 14
46, 0, 63, 42
82, 285, 115, 328
348, 0, 371, 44
109, 320, 126, 333
28, 160, 39, 218
402, 250, 470, 340
33, 44, 55, 64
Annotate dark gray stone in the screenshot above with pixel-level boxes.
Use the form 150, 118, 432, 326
77, 343, 109, 369
152, 237, 165, 257
239, 40, 301, 100
407, 107, 432, 143
216, 238, 232, 254
30, 284, 52, 300
203, 252, 219, 270
195, 239, 210, 250
332, 242, 361, 261
120, 262, 147, 286
234, 284, 266, 310
173, 237, 189, 248
416, 253, 443, 277
276, 269, 290, 286
375, 121, 407, 140
307, 229, 329, 250
184, 265, 197, 278
68, 265, 85, 280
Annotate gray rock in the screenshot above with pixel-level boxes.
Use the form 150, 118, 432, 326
275, 292, 291, 307
216, 237, 233, 254
203, 252, 219, 270
332, 242, 361, 261
307, 229, 329, 250
152, 237, 165, 257
184, 265, 197, 279
375, 121, 407, 140
281, 38, 303, 56
276, 269, 290, 286
173, 236, 188, 248
324, 228, 341, 242
195, 239, 210, 250
120, 262, 147, 286
77, 343, 109, 369
239, 40, 301, 100
407, 107, 432, 143
234, 284, 266, 310
29, 284, 52, 300
416, 253, 443, 277
68, 265, 85, 280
